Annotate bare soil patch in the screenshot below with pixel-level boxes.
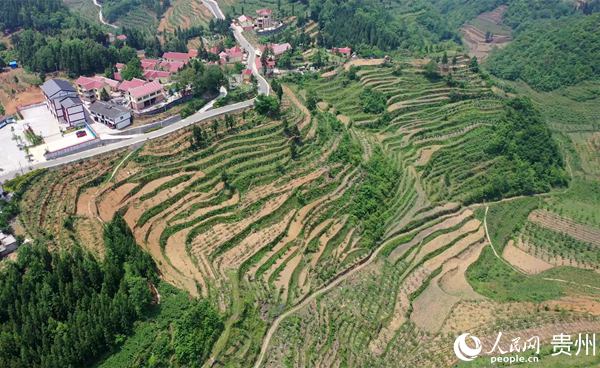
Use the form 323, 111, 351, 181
416, 145, 442, 166
502, 239, 554, 274
0, 69, 44, 114
343, 58, 386, 71
460, 5, 512, 60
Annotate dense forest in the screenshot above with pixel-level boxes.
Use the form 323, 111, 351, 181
0, 215, 223, 368
487, 13, 600, 90
0, 0, 67, 32
307, 0, 457, 52
476, 98, 567, 200
0, 216, 156, 367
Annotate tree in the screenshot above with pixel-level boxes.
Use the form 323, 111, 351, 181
254, 95, 280, 117
0, 103, 4, 116
310, 48, 327, 68
100, 88, 110, 102
441, 51, 448, 65
271, 79, 283, 101
306, 89, 318, 111
191, 126, 207, 149
423, 60, 440, 80
470, 56, 480, 73
121, 57, 143, 81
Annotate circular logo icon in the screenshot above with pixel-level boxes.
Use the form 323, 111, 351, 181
454, 333, 482, 362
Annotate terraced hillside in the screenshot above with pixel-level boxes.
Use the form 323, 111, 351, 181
13, 55, 598, 367
158, 0, 213, 35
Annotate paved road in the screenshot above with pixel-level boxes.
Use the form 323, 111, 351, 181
203, 0, 270, 95
0, 100, 253, 181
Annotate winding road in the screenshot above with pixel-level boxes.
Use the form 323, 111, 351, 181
92, 0, 118, 29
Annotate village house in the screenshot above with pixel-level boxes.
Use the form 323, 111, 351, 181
143, 69, 172, 83
242, 68, 253, 83
162, 51, 191, 63
237, 15, 255, 31
127, 81, 165, 112
41, 79, 87, 127
260, 43, 292, 58
74, 76, 119, 102
255, 8, 274, 30
219, 45, 245, 65
0, 231, 18, 258
118, 78, 146, 94
89, 101, 132, 129
332, 47, 352, 58
265, 57, 276, 75
160, 60, 186, 74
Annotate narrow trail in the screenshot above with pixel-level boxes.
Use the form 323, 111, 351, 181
92, 0, 118, 29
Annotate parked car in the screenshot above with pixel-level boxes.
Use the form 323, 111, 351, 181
76, 130, 87, 138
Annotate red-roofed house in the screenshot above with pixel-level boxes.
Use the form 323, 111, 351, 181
114, 72, 122, 81
118, 78, 146, 93
127, 81, 165, 112
208, 46, 220, 55
266, 57, 276, 75
237, 15, 255, 31
255, 8, 274, 30
116, 35, 128, 44
143, 70, 171, 83
160, 60, 185, 74
188, 49, 199, 58
115, 63, 126, 71
141, 58, 160, 70
75, 76, 119, 102
261, 43, 291, 57
332, 47, 352, 57
162, 52, 190, 63
220, 45, 244, 65
242, 69, 253, 83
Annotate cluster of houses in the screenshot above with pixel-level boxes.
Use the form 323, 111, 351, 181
236, 8, 282, 33
39, 49, 201, 130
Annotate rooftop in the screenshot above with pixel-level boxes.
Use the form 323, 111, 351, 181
128, 81, 164, 99
256, 8, 273, 16
118, 78, 146, 92
41, 79, 76, 97
89, 101, 130, 119
162, 52, 190, 61
59, 97, 83, 109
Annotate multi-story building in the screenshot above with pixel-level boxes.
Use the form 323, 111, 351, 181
74, 76, 119, 103
127, 81, 165, 112
40, 79, 87, 127
89, 101, 132, 129
255, 8, 274, 30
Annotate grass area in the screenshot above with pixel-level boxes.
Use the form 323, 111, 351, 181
466, 246, 563, 302
485, 197, 539, 251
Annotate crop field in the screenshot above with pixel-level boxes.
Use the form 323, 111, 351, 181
158, 0, 212, 35
13, 55, 600, 367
